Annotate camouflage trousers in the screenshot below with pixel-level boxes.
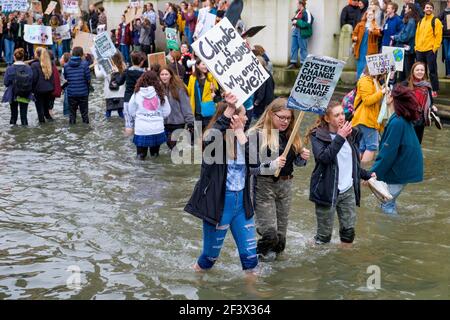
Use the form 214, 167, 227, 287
254, 176, 293, 255
314, 186, 356, 244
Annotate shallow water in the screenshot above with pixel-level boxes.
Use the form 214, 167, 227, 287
0, 77, 449, 300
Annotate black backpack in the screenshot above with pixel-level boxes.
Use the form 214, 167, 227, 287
13, 65, 32, 98
109, 72, 121, 91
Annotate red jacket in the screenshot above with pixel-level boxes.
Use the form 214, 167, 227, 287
116, 23, 132, 46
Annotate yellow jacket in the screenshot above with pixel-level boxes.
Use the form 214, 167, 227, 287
415, 14, 443, 53
187, 74, 219, 115
177, 13, 185, 33
351, 75, 384, 131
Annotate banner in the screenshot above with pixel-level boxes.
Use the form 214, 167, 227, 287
1, 0, 29, 12
32, 1, 43, 14
366, 53, 395, 76
56, 24, 71, 40
73, 31, 94, 54
148, 52, 167, 68
382, 46, 405, 72
287, 55, 345, 115
24, 25, 53, 45
192, 17, 270, 107
45, 1, 58, 15
62, 0, 79, 14
194, 8, 217, 39
94, 32, 117, 59
165, 27, 179, 51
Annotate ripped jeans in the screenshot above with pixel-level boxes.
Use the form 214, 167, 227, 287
198, 190, 258, 271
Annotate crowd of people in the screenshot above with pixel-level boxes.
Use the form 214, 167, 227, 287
0, 0, 440, 277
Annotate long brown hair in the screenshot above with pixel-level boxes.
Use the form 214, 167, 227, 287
111, 51, 126, 74
306, 100, 342, 144
407, 62, 429, 88
159, 66, 187, 102
134, 71, 166, 104
249, 98, 302, 153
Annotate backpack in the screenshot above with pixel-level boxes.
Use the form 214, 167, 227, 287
51, 65, 62, 98
342, 88, 363, 121
109, 72, 121, 91
13, 65, 32, 98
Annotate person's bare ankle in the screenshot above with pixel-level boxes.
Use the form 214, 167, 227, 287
193, 263, 205, 272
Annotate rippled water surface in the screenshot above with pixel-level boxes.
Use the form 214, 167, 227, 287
0, 78, 449, 300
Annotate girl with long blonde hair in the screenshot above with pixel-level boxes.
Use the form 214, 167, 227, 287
31, 47, 55, 123
248, 98, 310, 260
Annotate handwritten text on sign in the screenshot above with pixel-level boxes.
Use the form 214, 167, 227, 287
287, 55, 345, 115
366, 53, 395, 76
192, 17, 269, 107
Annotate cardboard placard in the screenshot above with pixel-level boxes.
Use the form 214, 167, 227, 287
165, 27, 179, 50
24, 25, 53, 45
382, 46, 405, 72
62, 0, 79, 14
94, 32, 117, 59
129, 1, 140, 8
56, 24, 71, 40
366, 53, 396, 75
1, 0, 29, 12
125, 8, 136, 25
192, 17, 270, 107
148, 52, 167, 68
45, 1, 58, 15
73, 31, 94, 54
32, 1, 43, 14
287, 55, 345, 115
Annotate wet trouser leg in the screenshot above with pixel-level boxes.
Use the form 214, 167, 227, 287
198, 190, 258, 271
136, 147, 148, 160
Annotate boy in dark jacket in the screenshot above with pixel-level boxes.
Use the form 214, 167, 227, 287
64, 46, 91, 124
307, 101, 373, 246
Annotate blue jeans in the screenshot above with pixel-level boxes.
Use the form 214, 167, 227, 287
197, 190, 258, 271
52, 43, 63, 61
4, 38, 15, 65
381, 184, 406, 215
443, 38, 450, 76
357, 124, 379, 153
290, 28, 308, 64
120, 44, 130, 64
185, 27, 193, 46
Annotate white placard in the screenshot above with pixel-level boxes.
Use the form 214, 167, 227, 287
45, 1, 58, 15
366, 53, 396, 75
382, 46, 405, 72
56, 24, 71, 40
129, 1, 141, 8
94, 32, 117, 59
24, 25, 53, 45
62, 0, 80, 14
194, 8, 217, 39
1, 0, 29, 12
287, 55, 345, 115
192, 17, 270, 107
97, 24, 106, 34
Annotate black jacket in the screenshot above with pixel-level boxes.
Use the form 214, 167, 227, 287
184, 115, 256, 225
253, 73, 275, 118
340, 5, 361, 28
89, 11, 99, 33
121, 68, 144, 103
309, 126, 371, 207
31, 60, 55, 94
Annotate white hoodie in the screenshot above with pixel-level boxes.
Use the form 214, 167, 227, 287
125, 86, 171, 136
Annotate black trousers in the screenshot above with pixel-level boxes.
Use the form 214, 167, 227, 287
136, 146, 161, 159
165, 123, 186, 150
416, 50, 439, 91
34, 92, 53, 123
414, 123, 425, 144
68, 96, 89, 124
10, 101, 28, 125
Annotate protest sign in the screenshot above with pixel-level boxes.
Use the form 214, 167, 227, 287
24, 25, 53, 45
129, 1, 140, 8
382, 46, 405, 72
62, 0, 79, 14
366, 53, 395, 76
45, 1, 58, 15
135, 7, 143, 19
91, 45, 114, 78
287, 55, 345, 115
1, 0, 29, 12
194, 8, 217, 39
56, 24, 71, 40
32, 1, 43, 13
94, 32, 117, 59
97, 24, 106, 34
165, 28, 179, 50
148, 52, 167, 68
125, 8, 136, 25
73, 31, 94, 54
192, 17, 270, 107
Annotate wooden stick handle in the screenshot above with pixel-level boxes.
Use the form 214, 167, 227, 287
274, 111, 305, 178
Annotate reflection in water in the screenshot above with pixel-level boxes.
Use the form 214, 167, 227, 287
0, 78, 449, 299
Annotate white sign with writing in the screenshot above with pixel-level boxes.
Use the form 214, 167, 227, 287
45, 1, 58, 15
56, 24, 71, 40
62, 0, 80, 14
1, 0, 29, 12
287, 55, 345, 115
24, 24, 53, 45
94, 32, 117, 59
192, 17, 270, 107
366, 53, 396, 75
382, 46, 405, 72
194, 8, 217, 39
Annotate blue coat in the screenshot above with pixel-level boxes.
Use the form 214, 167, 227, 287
371, 114, 423, 184
2, 63, 33, 103
63, 56, 91, 97
393, 18, 416, 53
382, 15, 403, 47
